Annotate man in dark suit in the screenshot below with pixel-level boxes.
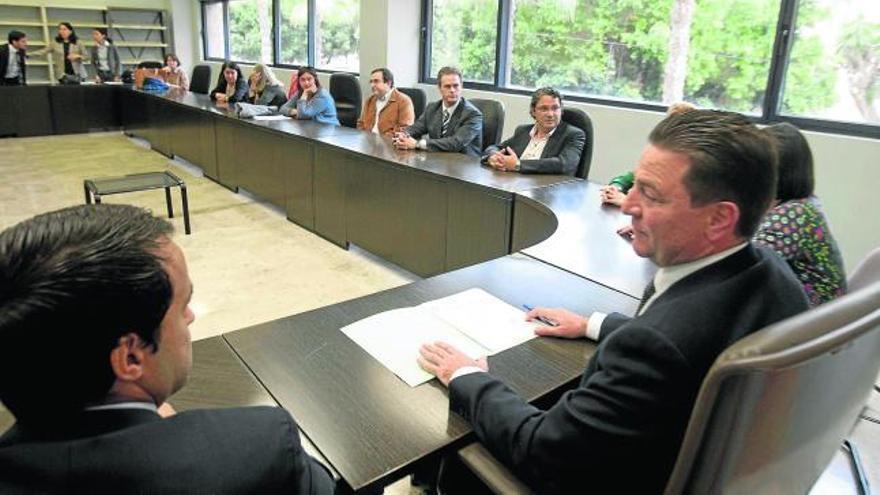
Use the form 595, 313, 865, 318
418, 110, 810, 493
0, 205, 335, 494
482, 87, 586, 175
393, 66, 483, 157
1, 31, 28, 86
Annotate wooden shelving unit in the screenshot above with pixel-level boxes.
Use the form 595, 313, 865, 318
0, 3, 172, 83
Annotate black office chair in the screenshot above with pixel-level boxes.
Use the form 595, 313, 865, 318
190, 64, 212, 95
469, 98, 505, 153
561, 107, 594, 179
136, 61, 164, 70
330, 73, 362, 128
398, 87, 427, 120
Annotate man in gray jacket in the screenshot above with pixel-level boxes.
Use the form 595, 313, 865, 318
393, 66, 483, 157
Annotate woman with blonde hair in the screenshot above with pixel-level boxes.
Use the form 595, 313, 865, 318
247, 64, 287, 106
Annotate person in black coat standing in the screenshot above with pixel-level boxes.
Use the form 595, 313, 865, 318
418, 110, 810, 493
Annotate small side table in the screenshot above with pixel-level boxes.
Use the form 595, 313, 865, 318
84, 171, 192, 235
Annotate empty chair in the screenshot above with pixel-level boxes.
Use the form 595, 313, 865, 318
849, 247, 880, 292
561, 107, 594, 179
469, 98, 505, 153
329, 73, 362, 128
397, 87, 427, 120
190, 64, 212, 95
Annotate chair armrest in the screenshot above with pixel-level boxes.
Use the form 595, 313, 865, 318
457, 442, 532, 495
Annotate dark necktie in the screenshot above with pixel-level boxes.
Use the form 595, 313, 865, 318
17, 49, 26, 84
441, 108, 450, 136
635, 279, 656, 316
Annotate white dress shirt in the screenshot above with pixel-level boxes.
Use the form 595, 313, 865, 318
5, 44, 21, 79
84, 401, 159, 413
419, 98, 461, 149
371, 91, 389, 134
520, 125, 557, 160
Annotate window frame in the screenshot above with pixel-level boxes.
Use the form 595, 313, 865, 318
200, 0, 359, 76
419, 0, 880, 139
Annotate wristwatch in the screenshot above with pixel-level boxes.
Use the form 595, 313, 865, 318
513, 159, 521, 172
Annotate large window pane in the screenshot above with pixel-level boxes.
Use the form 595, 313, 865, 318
430, 0, 498, 83
781, 0, 880, 124
316, 0, 359, 72
228, 0, 272, 63
279, 0, 308, 66
204, 2, 226, 59
508, 0, 777, 113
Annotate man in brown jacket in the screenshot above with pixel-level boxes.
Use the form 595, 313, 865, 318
357, 67, 415, 136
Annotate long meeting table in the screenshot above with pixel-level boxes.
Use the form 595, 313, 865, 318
0, 84, 657, 492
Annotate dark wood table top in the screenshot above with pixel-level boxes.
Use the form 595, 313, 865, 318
224, 254, 638, 492
143, 88, 576, 194
519, 181, 657, 298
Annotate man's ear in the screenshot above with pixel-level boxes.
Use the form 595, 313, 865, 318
705, 201, 740, 242
109, 333, 148, 382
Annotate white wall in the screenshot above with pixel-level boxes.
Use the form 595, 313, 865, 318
178, 0, 880, 272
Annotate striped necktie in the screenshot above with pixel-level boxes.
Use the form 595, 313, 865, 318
441, 108, 450, 136
635, 279, 656, 316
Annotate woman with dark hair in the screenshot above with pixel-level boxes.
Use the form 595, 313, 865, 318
210, 61, 247, 103
161, 53, 189, 90
90, 27, 120, 82
50, 22, 87, 82
753, 122, 846, 306
278, 66, 339, 125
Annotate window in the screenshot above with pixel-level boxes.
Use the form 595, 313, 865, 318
429, 0, 498, 83
423, 0, 879, 137
279, 0, 308, 66
315, 0, 360, 72
201, 0, 359, 72
780, 0, 880, 125
204, 2, 226, 60
228, 0, 273, 64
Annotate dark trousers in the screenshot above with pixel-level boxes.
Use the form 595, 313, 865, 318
1, 77, 23, 86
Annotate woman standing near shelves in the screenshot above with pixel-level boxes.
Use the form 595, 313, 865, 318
49, 22, 88, 83
89, 27, 120, 83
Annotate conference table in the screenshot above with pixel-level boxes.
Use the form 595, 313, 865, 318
0, 84, 659, 492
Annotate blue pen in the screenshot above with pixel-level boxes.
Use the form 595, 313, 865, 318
522, 304, 558, 327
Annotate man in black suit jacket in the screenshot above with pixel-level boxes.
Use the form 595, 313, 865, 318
394, 66, 483, 157
418, 110, 810, 493
0, 205, 334, 494
1, 31, 28, 86
482, 87, 586, 175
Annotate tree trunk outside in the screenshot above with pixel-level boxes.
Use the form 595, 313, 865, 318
662, 0, 696, 104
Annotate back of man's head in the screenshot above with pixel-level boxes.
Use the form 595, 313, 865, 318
649, 110, 777, 239
0, 204, 174, 424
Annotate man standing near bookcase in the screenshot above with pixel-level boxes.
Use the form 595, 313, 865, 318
1, 31, 29, 86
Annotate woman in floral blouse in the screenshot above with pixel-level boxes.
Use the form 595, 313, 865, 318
753, 123, 846, 306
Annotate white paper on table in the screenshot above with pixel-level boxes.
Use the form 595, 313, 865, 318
341, 307, 486, 387
422, 288, 537, 354
252, 115, 292, 121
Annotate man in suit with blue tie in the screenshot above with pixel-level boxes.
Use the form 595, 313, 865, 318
0, 204, 335, 494
1, 31, 29, 86
393, 66, 483, 157
418, 110, 809, 493
482, 87, 586, 175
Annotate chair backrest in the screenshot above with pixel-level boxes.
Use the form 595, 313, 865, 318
561, 108, 594, 179
849, 247, 880, 293
286, 70, 300, 99
137, 61, 164, 70
664, 281, 880, 495
397, 87, 427, 120
469, 98, 505, 152
190, 64, 212, 95
329, 73, 362, 128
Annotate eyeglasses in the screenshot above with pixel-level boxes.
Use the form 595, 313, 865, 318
535, 105, 561, 113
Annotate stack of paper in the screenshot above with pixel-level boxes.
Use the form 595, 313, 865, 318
341, 288, 537, 386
